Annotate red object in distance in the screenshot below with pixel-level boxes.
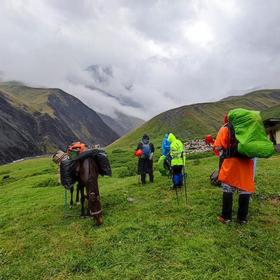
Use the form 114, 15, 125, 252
205, 135, 214, 145
134, 149, 143, 157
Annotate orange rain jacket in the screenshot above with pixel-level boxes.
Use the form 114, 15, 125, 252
214, 126, 254, 193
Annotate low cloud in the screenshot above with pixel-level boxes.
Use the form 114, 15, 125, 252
1, 0, 280, 120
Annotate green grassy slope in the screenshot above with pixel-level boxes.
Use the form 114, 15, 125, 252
0, 81, 55, 115
109, 90, 280, 150
262, 104, 280, 119
0, 156, 279, 279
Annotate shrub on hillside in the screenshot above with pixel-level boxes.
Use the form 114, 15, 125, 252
33, 177, 60, 188
114, 165, 137, 178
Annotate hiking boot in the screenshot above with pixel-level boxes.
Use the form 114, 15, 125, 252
217, 216, 231, 224
236, 219, 248, 225
172, 184, 182, 190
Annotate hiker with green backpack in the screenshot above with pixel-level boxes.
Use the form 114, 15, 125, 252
213, 108, 274, 224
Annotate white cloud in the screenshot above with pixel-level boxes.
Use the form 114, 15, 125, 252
0, 0, 280, 120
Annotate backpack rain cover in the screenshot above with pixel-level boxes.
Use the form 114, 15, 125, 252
228, 108, 274, 158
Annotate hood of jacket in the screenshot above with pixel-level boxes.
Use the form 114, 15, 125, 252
141, 134, 150, 145
167, 133, 176, 143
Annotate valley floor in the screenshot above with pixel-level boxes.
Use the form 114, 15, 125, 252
0, 156, 279, 280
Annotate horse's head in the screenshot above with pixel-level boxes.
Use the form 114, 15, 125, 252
52, 150, 68, 165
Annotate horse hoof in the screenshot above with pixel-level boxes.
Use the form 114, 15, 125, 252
69, 205, 73, 209
95, 217, 103, 226
76, 202, 80, 206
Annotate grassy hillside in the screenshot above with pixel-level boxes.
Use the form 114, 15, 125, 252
262, 104, 280, 120
0, 81, 55, 115
0, 156, 279, 279
109, 89, 280, 150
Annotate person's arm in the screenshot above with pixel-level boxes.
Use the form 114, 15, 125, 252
213, 126, 229, 156
136, 143, 142, 151
149, 143, 154, 160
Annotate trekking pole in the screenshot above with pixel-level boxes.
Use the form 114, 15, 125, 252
183, 167, 187, 206
182, 152, 187, 206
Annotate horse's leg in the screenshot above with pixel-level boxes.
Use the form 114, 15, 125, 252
70, 186, 74, 208
76, 182, 80, 206
87, 163, 102, 226
80, 184, 86, 217
85, 186, 90, 216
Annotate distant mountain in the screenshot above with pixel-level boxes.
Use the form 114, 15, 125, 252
99, 111, 144, 136
0, 82, 119, 164
109, 89, 280, 150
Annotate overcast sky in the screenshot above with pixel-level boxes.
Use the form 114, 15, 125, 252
1, 0, 280, 120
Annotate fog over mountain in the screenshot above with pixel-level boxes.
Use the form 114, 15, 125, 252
1, 0, 280, 120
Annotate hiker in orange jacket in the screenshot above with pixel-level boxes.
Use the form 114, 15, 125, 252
213, 116, 254, 224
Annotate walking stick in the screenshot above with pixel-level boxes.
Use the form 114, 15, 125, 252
182, 152, 187, 206
183, 166, 187, 205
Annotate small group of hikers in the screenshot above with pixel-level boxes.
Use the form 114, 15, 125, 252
55, 108, 274, 226
135, 133, 185, 188
134, 108, 275, 225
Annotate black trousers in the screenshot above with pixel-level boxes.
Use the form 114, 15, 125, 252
141, 172, 154, 184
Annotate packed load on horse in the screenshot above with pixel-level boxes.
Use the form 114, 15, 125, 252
213, 108, 274, 225
52, 142, 112, 226
135, 134, 155, 185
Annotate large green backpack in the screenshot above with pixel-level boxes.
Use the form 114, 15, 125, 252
226, 108, 274, 158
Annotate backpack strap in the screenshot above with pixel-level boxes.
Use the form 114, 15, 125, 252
222, 123, 250, 159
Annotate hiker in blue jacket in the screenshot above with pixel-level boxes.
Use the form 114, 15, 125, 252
161, 134, 170, 156
136, 134, 155, 185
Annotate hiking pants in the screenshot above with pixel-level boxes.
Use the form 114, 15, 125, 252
141, 172, 154, 184
172, 165, 183, 187
221, 183, 252, 221
138, 158, 153, 184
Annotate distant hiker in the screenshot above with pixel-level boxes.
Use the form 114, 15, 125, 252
158, 133, 172, 175
135, 134, 154, 185
162, 133, 171, 156
213, 108, 274, 225
168, 133, 185, 188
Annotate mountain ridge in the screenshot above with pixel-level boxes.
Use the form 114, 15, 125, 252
108, 89, 280, 150
0, 82, 119, 164
99, 111, 144, 136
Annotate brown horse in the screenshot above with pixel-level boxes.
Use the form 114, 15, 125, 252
53, 151, 103, 226
76, 156, 102, 226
